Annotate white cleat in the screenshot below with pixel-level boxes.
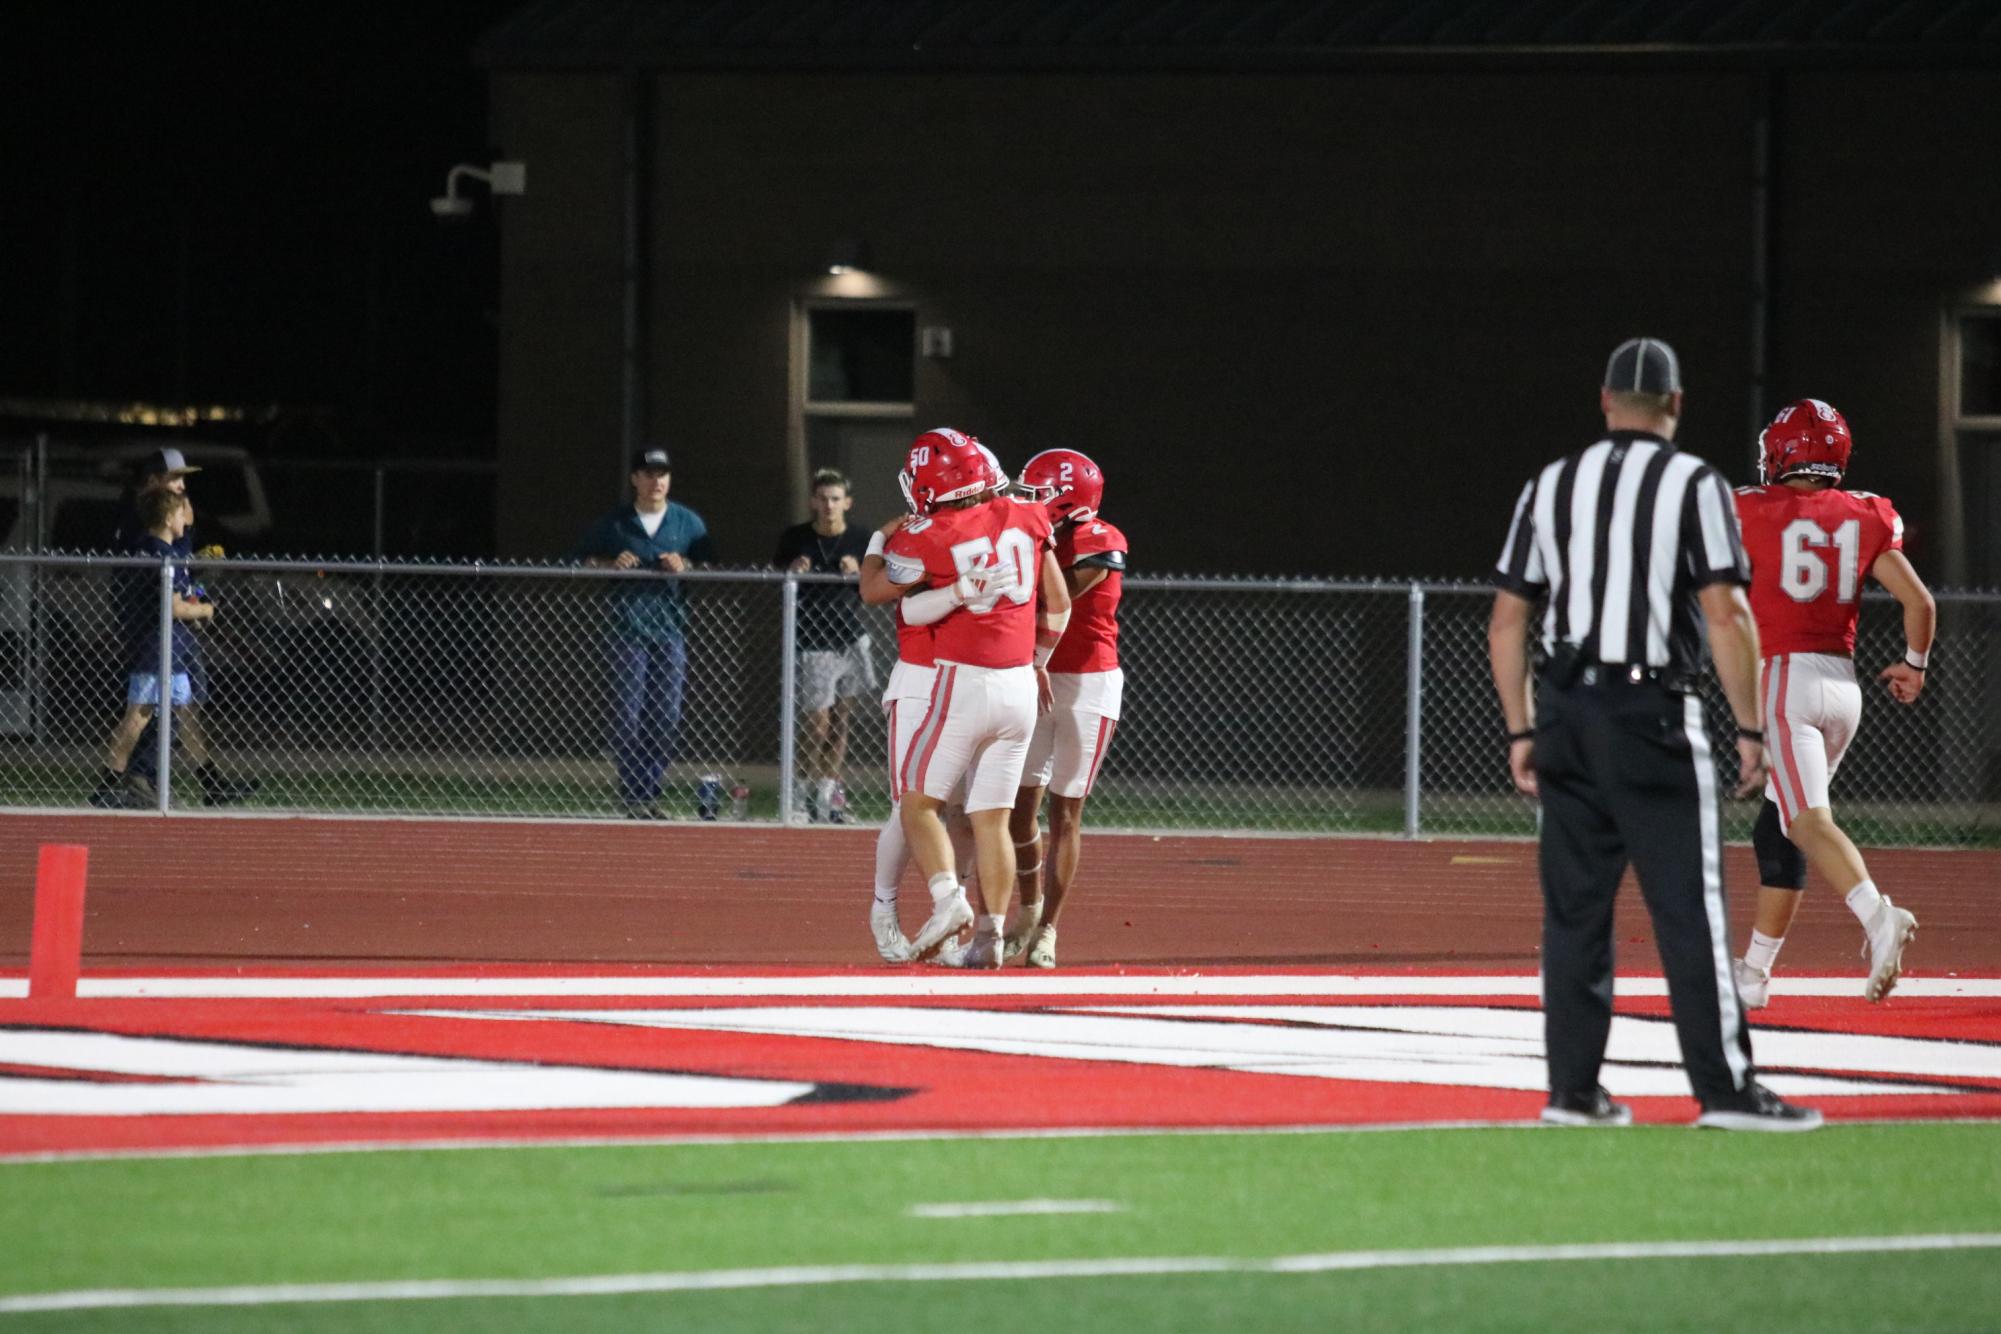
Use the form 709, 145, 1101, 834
1026, 924, 1057, 970
909, 889, 974, 961
930, 934, 970, 968
870, 902, 913, 964
1002, 901, 1044, 963
1733, 957, 1770, 1010
1862, 898, 1918, 1002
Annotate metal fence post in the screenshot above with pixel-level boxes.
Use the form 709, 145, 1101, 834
155, 557, 175, 813
1404, 583, 1424, 838
777, 574, 799, 823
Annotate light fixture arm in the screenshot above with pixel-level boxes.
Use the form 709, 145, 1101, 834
431, 161, 527, 218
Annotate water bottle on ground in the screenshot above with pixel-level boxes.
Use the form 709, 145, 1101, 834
729, 782, 750, 820
696, 773, 723, 821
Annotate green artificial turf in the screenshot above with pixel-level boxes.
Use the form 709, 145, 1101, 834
1, 1125, 1997, 1330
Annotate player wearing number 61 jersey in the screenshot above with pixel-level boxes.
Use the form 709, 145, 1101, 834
1731, 399, 1937, 1007
863, 429, 1069, 968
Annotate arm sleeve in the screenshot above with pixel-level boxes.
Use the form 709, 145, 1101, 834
881, 530, 928, 585
1491, 478, 1546, 596
1681, 466, 1752, 588
899, 583, 961, 626
1879, 497, 1905, 552
684, 514, 718, 565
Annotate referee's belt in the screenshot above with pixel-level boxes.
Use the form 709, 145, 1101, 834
1578, 662, 1695, 692
1543, 646, 1695, 694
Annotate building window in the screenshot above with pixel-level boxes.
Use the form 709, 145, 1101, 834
806, 308, 915, 406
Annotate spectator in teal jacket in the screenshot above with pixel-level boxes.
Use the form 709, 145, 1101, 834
570, 447, 717, 817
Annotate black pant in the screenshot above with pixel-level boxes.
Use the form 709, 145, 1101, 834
1534, 677, 1755, 1105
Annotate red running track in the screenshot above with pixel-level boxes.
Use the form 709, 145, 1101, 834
2, 813, 1996, 973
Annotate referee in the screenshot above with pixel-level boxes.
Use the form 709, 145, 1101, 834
1487, 337, 1820, 1132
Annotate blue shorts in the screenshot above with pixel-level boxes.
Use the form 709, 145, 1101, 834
127, 673, 192, 709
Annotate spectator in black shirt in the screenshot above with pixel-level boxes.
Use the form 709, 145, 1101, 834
774, 469, 876, 822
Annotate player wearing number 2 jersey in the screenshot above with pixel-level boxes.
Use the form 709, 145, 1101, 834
1005, 448, 1127, 969
1732, 399, 1936, 1007
862, 429, 1070, 967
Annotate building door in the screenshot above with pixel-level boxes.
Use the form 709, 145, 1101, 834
792, 302, 916, 512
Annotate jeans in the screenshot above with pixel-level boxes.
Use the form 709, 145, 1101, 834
609, 635, 688, 807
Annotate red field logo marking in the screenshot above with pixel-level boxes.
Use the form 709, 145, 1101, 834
2, 972, 1996, 1157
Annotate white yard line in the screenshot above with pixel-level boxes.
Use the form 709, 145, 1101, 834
0, 974, 1996, 1000
908, 1199, 1125, 1219
2, 1232, 1998, 1314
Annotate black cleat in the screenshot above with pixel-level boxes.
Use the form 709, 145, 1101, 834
1541, 1086, 1632, 1127
1697, 1081, 1823, 1132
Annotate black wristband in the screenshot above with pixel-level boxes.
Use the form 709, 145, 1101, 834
1904, 652, 1928, 673
1505, 728, 1535, 744
1736, 727, 1764, 742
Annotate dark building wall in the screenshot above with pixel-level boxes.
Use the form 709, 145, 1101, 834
494, 65, 2000, 579
493, 72, 629, 558
1773, 69, 2001, 582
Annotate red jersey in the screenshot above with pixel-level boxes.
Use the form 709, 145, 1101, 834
892, 602, 935, 668
1048, 518, 1127, 674
883, 497, 1054, 668
1736, 484, 1903, 657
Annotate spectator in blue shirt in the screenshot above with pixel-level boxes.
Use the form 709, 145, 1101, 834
570, 446, 718, 818
91, 449, 255, 808
96, 489, 216, 803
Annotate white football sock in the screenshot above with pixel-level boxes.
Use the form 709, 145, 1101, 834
974, 913, 1001, 940
928, 871, 960, 905
1846, 879, 1886, 926
947, 810, 978, 893
1745, 930, 1784, 973
816, 777, 836, 810
873, 803, 907, 907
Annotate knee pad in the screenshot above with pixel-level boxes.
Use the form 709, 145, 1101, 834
1753, 799, 1807, 890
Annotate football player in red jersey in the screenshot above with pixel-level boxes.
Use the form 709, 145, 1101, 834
856, 452, 1009, 963
1003, 448, 1127, 968
861, 429, 1071, 967
1732, 399, 1936, 1006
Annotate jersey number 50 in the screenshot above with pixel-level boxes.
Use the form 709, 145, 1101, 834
1780, 517, 1860, 604
949, 530, 1037, 614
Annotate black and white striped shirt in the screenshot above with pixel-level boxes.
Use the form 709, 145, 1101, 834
1493, 430, 1750, 674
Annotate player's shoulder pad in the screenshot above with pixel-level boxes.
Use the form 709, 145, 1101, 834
1734, 484, 1768, 498
1072, 519, 1129, 555
900, 514, 935, 535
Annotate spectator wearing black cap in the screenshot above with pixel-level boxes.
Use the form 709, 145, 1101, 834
1486, 337, 1820, 1132
568, 446, 718, 818
91, 447, 256, 807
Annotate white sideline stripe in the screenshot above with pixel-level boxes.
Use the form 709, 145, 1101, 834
4, 1233, 1998, 1313
908, 1199, 1123, 1219
1, 975, 1997, 1000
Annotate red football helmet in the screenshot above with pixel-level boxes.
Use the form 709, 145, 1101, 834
899, 427, 995, 513
1018, 448, 1103, 524
1759, 399, 1853, 484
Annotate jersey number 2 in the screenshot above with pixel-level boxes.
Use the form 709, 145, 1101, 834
1780, 517, 1860, 604
949, 530, 1037, 614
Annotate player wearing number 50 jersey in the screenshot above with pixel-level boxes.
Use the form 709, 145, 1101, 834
1004, 448, 1127, 969
1732, 399, 1936, 1007
861, 429, 1070, 968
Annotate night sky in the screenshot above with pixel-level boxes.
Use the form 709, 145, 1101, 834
3, 2, 519, 456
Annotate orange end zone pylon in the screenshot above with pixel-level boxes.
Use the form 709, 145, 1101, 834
29, 844, 89, 1002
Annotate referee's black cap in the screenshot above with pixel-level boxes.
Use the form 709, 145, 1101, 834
630, 446, 672, 472
1604, 337, 1681, 395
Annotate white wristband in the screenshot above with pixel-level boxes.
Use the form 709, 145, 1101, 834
1905, 647, 1929, 670
865, 529, 887, 558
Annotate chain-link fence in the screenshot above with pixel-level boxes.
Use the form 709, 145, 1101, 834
1, 552, 1995, 846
